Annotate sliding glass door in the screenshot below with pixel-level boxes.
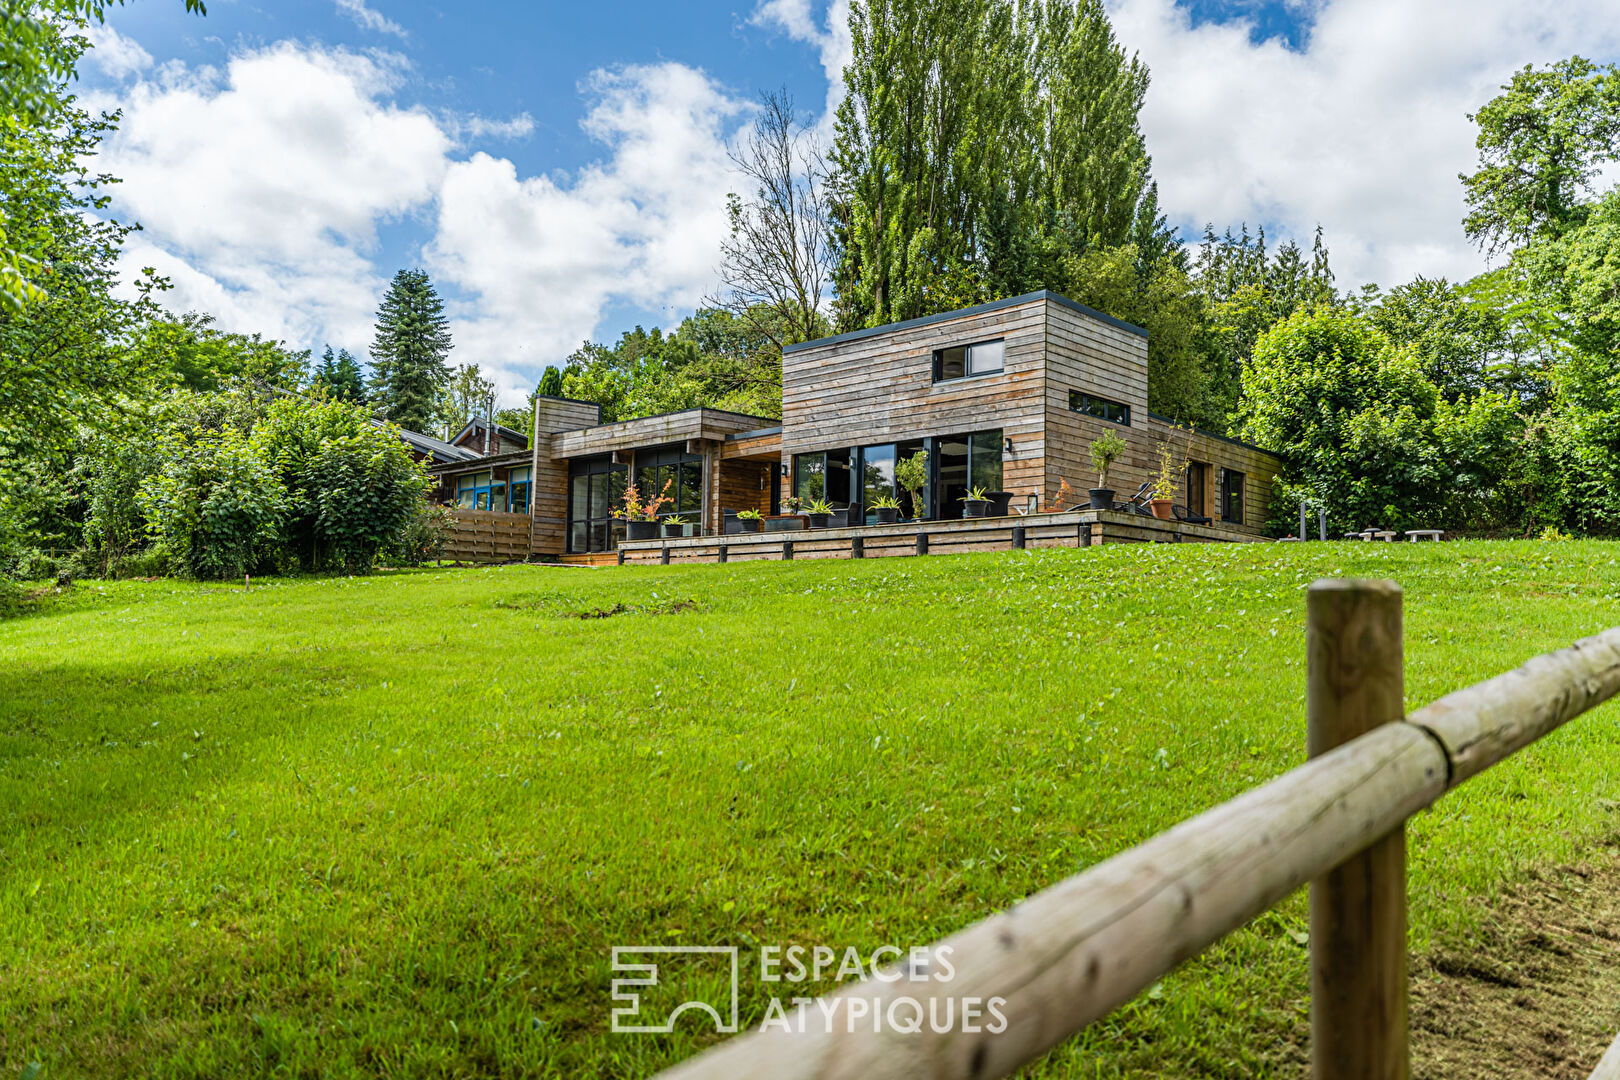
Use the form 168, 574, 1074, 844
934, 430, 1002, 519
567, 457, 627, 553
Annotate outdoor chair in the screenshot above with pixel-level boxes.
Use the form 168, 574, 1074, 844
1114, 482, 1155, 517
1171, 504, 1212, 526
827, 508, 851, 527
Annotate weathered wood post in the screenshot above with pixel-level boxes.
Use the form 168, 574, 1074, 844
1012, 525, 1026, 550
851, 536, 864, 559
916, 532, 928, 556
1307, 579, 1408, 1080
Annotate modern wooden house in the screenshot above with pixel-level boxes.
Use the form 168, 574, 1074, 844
423, 291, 1282, 562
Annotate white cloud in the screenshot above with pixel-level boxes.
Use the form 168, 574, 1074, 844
82, 24, 153, 80
425, 63, 751, 402
98, 42, 751, 406
334, 0, 406, 39
1110, 0, 1620, 287
99, 42, 450, 354
750, 0, 851, 130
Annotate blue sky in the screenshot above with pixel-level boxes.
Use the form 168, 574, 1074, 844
79, 0, 1620, 403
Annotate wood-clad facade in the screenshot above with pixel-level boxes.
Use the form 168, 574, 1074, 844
427, 290, 1281, 562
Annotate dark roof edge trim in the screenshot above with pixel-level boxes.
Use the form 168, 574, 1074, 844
782, 290, 1148, 355
1145, 411, 1275, 457
725, 425, 783, 441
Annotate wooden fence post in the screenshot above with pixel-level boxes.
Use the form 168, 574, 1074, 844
1012, 525, 1026, 550
1307, 579, 1408, 1080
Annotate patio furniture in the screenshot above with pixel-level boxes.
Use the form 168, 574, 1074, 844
1406, 529, 1444, 542
827, 508, 851, 528
1171, 505, 1212, 526
1373, 530, 1398, 542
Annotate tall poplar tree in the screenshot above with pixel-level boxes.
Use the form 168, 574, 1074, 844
830, 0, 1168, 330
369, 268, 452, 433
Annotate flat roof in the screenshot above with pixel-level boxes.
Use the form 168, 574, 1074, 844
781, 290, 1148, 355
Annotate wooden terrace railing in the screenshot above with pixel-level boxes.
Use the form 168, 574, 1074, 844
651, 579, 1620, 1080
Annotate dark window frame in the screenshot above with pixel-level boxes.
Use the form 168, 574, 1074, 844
932, 338, 1006, 384
567, 456, 628, 554
1221, 468, 1246, 525
1068, 390, 1132, 426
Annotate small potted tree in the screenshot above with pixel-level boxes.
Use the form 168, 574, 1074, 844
961, 485, 989, 518
895, 449, 928, 520
1150, 440, 1185, 520
804, 498, 833, 528
1088, 432, 1126, 510
615, 480, 671, 541
870, 493, 901, 525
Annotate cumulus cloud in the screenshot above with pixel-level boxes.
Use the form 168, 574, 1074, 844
1113, 0, 1620, 287
750, 0, 851, 128
334, 0, 406, 39
98, 42, 751, 405
99, 43, 450, 352
82, 24, 153, 80
425, 63, 750, 400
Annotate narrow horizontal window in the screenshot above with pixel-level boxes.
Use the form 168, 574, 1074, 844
1068, 390, 1131, 426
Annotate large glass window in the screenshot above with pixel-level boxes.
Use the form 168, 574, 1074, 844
934, 339, 1005, 382
860, 444, 894, 522
508, 467, 531, 514
567, 457, 627, 553
633, 445, 704, 524
792, 449, 852, 508
935, 429, 1003, 519
1069, 390, 1131, 426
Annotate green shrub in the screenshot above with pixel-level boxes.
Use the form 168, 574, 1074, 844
112, 545, 170, 579
386, 498, 454, 566
140, 429, 285, 580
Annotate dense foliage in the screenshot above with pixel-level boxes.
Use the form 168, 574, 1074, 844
368, 268, 453, 432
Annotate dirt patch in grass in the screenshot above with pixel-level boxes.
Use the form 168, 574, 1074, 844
1412, 854, 1620, 1079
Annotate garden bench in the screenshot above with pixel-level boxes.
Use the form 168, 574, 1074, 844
1406, 529, 1444, 542
1373, 530, 1399, 542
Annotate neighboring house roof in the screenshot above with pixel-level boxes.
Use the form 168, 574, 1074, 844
450, 416, 529, 451
390, 423, 481, 463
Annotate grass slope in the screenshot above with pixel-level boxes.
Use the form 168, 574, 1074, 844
3, 542, 1620, 1078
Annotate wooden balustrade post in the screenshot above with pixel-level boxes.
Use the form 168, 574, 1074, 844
1307, 579, 1408, 1080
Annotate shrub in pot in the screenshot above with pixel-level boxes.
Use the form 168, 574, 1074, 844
1150, 438, 1185, 521
615, 479, 672, 541
870, 493, 901, 525
661, 515, 690, 538
894, 449, 929, 520
960, 485, 989, 519
727, 509, 762, 535
1088, 432, 1126, 510
804, 498, 833, 528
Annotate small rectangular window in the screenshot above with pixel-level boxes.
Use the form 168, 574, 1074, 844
933, 339, 1004, 382
1068, 390, 1131, 426
1222, 469, 1245, 524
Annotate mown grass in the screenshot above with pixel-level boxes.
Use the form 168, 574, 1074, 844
3, 541, 1620, 1078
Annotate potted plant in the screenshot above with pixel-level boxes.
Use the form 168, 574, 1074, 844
781, 494, 802, 516
804, 498, 833, 528
961, 485, 989, 518
615, 480, 671, 541
1150, 439, 1185, 520
661, 514, 690, 538
895, 449, 929, 520
727, 508, 762, 535
870, 493, 901, 525
1088, 432, 1126, 510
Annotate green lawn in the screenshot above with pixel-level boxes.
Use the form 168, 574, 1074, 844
4, 542, 1620, 1078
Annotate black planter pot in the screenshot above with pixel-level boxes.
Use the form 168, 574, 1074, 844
725, 517, 761, 535
873, 506, 899, 525
662, 522, 690, 538
961, 499, 988, 519
806, 512, 831, 529
626, 520, 659, 541
1088, 488, 1114, 510
984, 491, 1014, 516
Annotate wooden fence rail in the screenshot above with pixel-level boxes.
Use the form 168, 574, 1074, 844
652, 578, 1620, 1080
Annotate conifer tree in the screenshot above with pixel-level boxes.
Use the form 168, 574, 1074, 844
369, 268, 452, 432
312, 345, 366, 403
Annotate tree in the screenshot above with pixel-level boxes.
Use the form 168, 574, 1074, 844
713, 89, 832, 348
1, 0, 205, 312
441, 363, 495, 440
369, 268, 452, 432
135, 312, 308, 393
1462, 57, 1620, 256
830, 0, 1168, 330
1362, 277, 1512, 404
537, 366, 564, 398
311, 345, 365, 403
